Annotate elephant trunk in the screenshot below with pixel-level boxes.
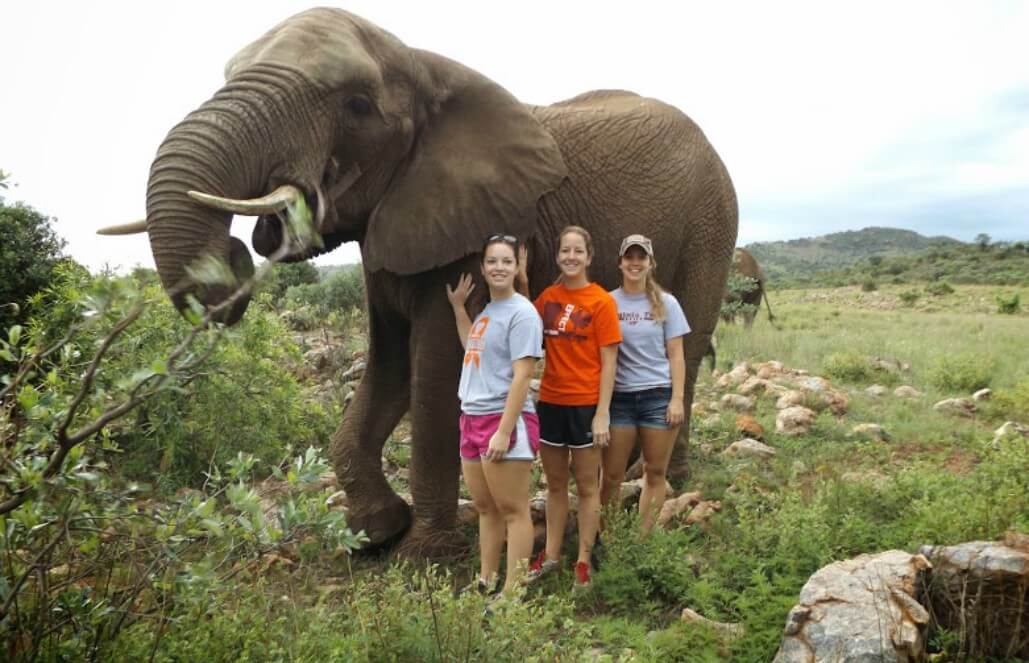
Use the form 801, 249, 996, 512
145, 67, 310, 324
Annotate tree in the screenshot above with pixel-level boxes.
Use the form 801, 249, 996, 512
974, 233, 992, 251
266, 260, 320, 301
0, 184, 69, 328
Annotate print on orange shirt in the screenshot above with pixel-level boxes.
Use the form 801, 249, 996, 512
541, 302, 593, 341
464, 317, 489, 368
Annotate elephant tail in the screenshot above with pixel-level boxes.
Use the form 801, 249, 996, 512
762, 289, 776, 322
703, 340, 717, 373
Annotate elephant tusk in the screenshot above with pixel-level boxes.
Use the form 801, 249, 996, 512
97, 220, 148, 235
187, 184, 304, 215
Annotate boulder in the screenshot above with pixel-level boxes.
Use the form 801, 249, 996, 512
735, 414, 765, 440
933, 397, 976, 417
681, 607, 744, 640
776, 406, 817, 436
457, 499, 478, 526
339, 360, 366, 381
773, 550, 932, 662
755, 360, 785, 379
894, 385, 923, 398
972, 388, 992, 401
716, 363, 751, 389
852, 423, 890, 442
738, 376, 775, 396
825, 389, 849, 415
796, 376, 832, 393
720, 394, 756, 412
657, 491, 703, 527
722, 438, 776, 460
919, 538, 1029, 659
685, 500, 722, 527
775, 390, 806, 410
992, 421, 1029, 447
865, 384, 889, 398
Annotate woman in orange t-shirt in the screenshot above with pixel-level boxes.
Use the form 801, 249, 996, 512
520, 226, 621, 590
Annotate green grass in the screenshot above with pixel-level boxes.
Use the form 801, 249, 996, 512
61, 285, 1029, 661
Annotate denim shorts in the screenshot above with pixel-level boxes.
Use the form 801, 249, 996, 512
610, 387, 673, 430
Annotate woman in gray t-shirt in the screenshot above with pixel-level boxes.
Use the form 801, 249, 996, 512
600, 234, 690, 533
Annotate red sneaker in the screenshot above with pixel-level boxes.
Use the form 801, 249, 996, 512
573, 561, 592, 590
525, 551, 558, 585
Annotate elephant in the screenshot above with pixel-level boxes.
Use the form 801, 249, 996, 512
722, 247, 774, 327
105, 8, 738, 557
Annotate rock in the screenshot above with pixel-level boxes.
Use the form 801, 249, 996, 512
796, 376, 831, 393
657, 491, 703, 527
972, 388, 992, 401
680, 607, 744, 639
852, 423, 890, 442
992, 421, 1029, 447
894, 385, 923, 398
775, 390, 806, 410
773, 550, 932, 663
325, 490, 348, 508
865, 384, 888, 397
685, 500, 721, 527
722, 438, 776, 460
738, 376, 774, 396
1004, 530, 1029, 551
755, 360, 785, 379
339, 360, 366, 381
776, 406, 817, 436
919, 540, 1029, 659
457, 499, 478, 526
933, 397, 976, 417
720, 394, 755, 412
619, 481, 642, 509
825, 389, 849, 415
735, 414, 765, 439
303, 347, 330, 372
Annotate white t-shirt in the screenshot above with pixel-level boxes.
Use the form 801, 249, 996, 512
457, 293, 543, 414
609, 288, 689, 392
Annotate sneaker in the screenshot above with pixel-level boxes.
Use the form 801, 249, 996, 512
572, 561, 592, 591
524, 551, 559, 585
459, 575, 500, 597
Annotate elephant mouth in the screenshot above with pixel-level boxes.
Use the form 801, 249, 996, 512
189, 160, 363, 262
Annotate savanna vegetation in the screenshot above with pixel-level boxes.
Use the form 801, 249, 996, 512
2, 183, 1027, 660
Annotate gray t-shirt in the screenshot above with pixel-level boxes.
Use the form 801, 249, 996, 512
609, 288, 690, 392
458, 293, 543, 414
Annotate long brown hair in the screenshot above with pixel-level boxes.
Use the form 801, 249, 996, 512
554, 225, 593, 284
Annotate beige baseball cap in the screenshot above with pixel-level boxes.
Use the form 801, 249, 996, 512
619, 234, 654, 257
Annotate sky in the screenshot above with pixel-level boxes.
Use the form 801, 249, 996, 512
2, 1, 1027, 272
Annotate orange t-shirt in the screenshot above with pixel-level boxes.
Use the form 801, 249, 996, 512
534, 282, 622, 406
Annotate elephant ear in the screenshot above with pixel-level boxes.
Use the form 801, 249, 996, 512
363, 51, 567, 274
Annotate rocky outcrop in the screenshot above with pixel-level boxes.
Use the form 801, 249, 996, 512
774, 550, 932, 662
722, 438, 776, 460
933, 397, 976, 417
852, 423, 890, 442
894, 385, 923, 399
919, 535, 1029, 659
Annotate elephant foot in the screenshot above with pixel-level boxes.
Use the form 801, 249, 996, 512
395, 522, 470, 561
346, 492, 412, 549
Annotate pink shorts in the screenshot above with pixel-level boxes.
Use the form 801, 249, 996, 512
459, 412, 540, 461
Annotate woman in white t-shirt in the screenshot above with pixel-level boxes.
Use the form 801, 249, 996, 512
446, 234, 543, 595
600, 234, 690, 533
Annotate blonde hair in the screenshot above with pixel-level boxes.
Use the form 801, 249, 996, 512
620, 249, 667, 322
554, 225, 594, 284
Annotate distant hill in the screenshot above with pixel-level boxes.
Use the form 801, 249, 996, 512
745, 227, 1029, 288
746, 227, 963, 282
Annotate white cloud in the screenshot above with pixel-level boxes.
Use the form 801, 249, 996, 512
1, 0, 1027, 272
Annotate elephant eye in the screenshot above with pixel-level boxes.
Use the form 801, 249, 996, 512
347, 96, 373, 116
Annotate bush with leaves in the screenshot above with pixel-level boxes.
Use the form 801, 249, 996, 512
20, 266, 336, 490
721, 272, 759, 322
1, 235, 364, 659
996, 292, 1020, 315
0, 191, 69, 330
283, 265, 366, 328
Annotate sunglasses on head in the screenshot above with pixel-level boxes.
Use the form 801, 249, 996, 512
487, 233, 518, 244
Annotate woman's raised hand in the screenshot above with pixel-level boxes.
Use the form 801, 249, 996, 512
445, 273, 475, 308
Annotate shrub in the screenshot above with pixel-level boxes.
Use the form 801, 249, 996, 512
284, 265, 365, 326
0, 194, 69, 329
861, 280, 878, 292
995, 293, 1020, 314
822, 352, 872, 383
898, 290, 921, 306
928, 353, 994, 393
925, 282, 954, 296
990, 379, 1029, 421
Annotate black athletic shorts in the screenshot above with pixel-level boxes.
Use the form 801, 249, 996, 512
537, 401, 597, 448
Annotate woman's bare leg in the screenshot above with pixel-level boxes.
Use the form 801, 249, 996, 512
482, 459, 534, 591
601, 426, 639, 511
570, 445, 602, 566
638, 425, 679, 533
462, 460, 502, 585
539, 444, 570, 562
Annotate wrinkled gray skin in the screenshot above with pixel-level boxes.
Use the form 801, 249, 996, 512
142, 8, 738, 557
723, 247, 774, 327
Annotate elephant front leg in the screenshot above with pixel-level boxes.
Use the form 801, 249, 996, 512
395, 297, 467, 559
332, 308, 412, 547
